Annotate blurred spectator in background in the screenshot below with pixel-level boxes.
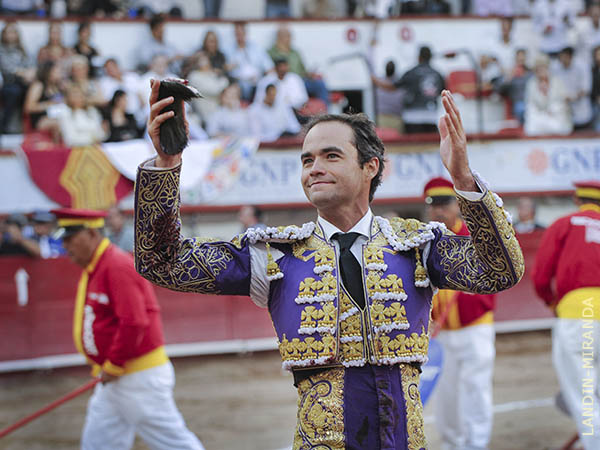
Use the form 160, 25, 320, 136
591, 45, 600, 130
73, 21, 100, 78
137, 14, 183, 73
576, 1, 600, 69
494, 17, 518, 77
524, 54, 572, 136
514, 197, 545, 233
238, 205, 266, 232
425, 0, 451, 14
498, 48, 533, 124
23, 60, 65, 136
104, 90, 140, 142
375, 46, 444, 134
472, 0, 513, 16
266, 0, 291, 17
27, 210, 64, 258
372, 60, 405, 133
187, 52, 229, 125
203, 0, 222, 18
69, 54, 105, 108
552, 46, 593, 129
99, 58, 144, 127
199, 30, 229, 76
57, 83, 106, 146
400, 0, 425, 14
206, 83, 259, 137
139, 54, 177, 121
0, 214, 41, 257
301, 0, 346, 17
249, 84, 301, 142
0, 0, 44, 15
0, 21, 35, 134
268, 25, 330, 107
65, 0, 121, 17
105, 205, 134, 252
37, 20, 72, 66
226, 22, 274, 101
532, 0, 575, 58
131, 0, 183, 17
254, 57, 308, 111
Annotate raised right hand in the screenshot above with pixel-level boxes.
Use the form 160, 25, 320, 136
147, 78, 181, 168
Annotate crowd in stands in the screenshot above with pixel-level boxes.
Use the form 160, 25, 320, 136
1, 1, 600, 148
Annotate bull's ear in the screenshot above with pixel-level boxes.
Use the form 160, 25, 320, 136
157, 79, 202, 156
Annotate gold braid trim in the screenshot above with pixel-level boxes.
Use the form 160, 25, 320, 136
401, 365, 427, 450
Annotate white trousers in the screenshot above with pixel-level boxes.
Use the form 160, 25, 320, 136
433, 323, 495, 450
81, 362, 204, 450
553, 319, 600, 450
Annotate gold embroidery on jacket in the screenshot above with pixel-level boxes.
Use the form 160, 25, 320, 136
401, 364, 427, 450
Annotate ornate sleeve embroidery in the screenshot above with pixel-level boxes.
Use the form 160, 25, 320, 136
427, 190, 525, 294
134, 162, 251, 295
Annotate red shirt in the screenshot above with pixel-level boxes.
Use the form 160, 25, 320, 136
75, 239, 164, 370
432, 220, 496, 329
533, 204, 600, 307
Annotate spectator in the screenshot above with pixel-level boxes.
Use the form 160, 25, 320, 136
206, 83, 259, 137
553, 46, 593, 129
199, 30, 229, 76
0, 214, 41, 257
266, 0, 291, 17
131, 0, 183, 17
203, 0, 222, 18
0, 0, 44, 15
513, 197, 545, 234
139, 54, 178, 121
301, 0, 346, 17
498, 48, 533, 124
576, 1, 600, 68
23, 60, 65, 136
374, 46, 444, 133
226, 22, 274, 101
105, 205, 135, 252
27, 210, 64, 258
592, 45, 600, 130
400, 0, 426, 14
136, 14, 183, 73
425, 0, 451, 14
494, 16, 519, 77
37, 20, 72, 66
187, 52, 229, 124
532, 0, 575, 57
98, 58, 144, 126
73, 21, 100, 78
69, 54, 105, 108
249, 84, 301, 142
268, 25, 330, 107
238, 205, 266, 232
372, 60, 405, 133
66, 0, 120, 16
524, 54, 572, 136
472, 0, 513, 16
57, 83, 107, 147
0, 21, 36, 134
254, 57, 309, 110
104, 90, 140, 142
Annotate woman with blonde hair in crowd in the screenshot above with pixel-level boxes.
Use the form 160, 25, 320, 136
37, 20, 71, 67
57, 83, 106, 147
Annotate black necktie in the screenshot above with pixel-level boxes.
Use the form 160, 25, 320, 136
333, 232, 365, 309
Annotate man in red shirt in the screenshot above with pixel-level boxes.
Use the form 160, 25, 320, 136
424, 177, 496, 450
533, 181, 600, 450
53, 208, 203, 450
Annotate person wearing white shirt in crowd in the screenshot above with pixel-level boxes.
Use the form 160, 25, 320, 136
524, 54, 573, 136
57, 83, 107, 147
249, 84, 301, 142
552, 46, 593, 128
226, 21, 274, 101
99, 58, 145, 127
136, 14, 183, 73
532, 0, 575, 57
576, 1, 600, 68
187, 52, 229, 125
254, 57, 308, 110
206, 83, 259, 138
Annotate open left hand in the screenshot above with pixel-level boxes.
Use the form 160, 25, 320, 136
438, 90, 476, 192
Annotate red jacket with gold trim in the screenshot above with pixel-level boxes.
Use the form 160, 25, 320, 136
431, 220, 496, 329
533, 205, 600, 308
76, 240, 165, 374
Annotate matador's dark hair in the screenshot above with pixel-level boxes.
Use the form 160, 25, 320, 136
303, 113, 386, 203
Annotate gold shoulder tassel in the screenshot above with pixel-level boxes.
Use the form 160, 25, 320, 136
266, 242, 284, 281
414, 248, 430, 288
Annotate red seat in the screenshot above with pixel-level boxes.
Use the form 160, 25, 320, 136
446, 71, 492, 99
